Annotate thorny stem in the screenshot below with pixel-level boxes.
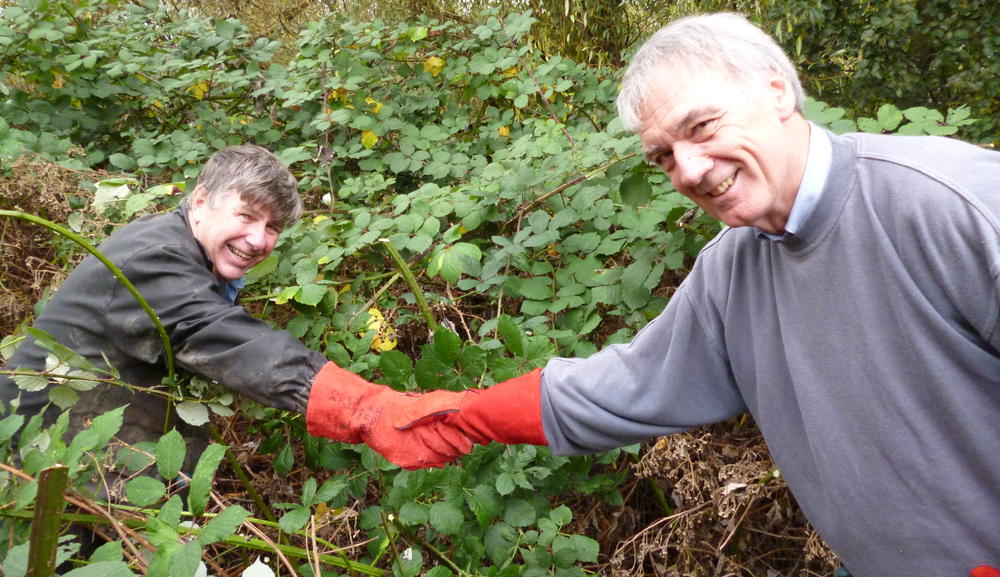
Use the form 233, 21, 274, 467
0, 210, 175, 381
379, 239, 439, 333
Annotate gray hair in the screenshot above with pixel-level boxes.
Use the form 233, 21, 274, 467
183, 144, 303, 229
616, 12, 805, 133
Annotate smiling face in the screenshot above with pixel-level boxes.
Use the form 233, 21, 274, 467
638, 63, 809, 233
189, 186, 281, 282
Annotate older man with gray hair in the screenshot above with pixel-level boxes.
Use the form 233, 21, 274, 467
306, 12, 1000, 576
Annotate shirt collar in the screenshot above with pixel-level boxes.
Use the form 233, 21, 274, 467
219, 276, 245, 303
757, 122, 833, 241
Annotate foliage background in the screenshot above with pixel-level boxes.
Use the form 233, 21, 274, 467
0, 0, 993, 575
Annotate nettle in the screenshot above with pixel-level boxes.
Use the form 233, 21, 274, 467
0, 0, 982, 575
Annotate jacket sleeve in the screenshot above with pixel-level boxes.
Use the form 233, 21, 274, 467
103, 242, 326, 413
539, 283, 746, 456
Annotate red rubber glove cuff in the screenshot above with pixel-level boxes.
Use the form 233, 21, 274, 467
393, 369, 547, 446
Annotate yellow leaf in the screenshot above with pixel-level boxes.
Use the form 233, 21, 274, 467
51, 74, 65, 89
365, 97, 383, 114
361, 130, 379, 149
503, 66, 519, 77
313, 214, 330, 224
372, 335, 398, 352
498, 125, 510, 138
188, 81, 210, 100
423, 56, 445, 77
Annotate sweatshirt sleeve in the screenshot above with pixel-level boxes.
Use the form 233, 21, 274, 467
104, 242, 326, 413
539, 283, 747, 456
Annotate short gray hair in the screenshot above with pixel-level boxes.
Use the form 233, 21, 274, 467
184, 145, 303, 229
616, 12, 805, 133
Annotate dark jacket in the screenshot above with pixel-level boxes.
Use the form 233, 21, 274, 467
0, 208, 326, 455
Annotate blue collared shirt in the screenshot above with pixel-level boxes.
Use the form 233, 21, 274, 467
219, 276, 245, 303
758, 122, 833, 241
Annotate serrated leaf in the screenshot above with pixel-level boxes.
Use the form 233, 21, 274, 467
428, 501, 465, 535
278, 505, 311, 533
502, 498, 536, 527
169, 542, 202, 577
379, 349, 413, 385
570, 534, 600, 563
188, 444, 228, 516
495, 472, 515, 495
484, 523, 517, 566
198, 505, 248, 545
466, 484, 502, 529
496, 314, 524, 357
61, 560, 137, 577
156, 429, 186, 480
431, 327, 462, 364
176, 401, 210, 426
274, 442, 294, 476
125, 476, 166, 507
294, 283, 326, 306
13, 372, 50, 392
49, 385, 77, 409
0, 413, 25, 442
314, 476, 348, 504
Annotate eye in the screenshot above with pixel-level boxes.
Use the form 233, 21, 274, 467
692, 118, 714, 135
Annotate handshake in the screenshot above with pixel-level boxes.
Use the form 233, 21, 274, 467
304, 362, 547, 469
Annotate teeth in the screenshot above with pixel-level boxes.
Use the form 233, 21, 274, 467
229, 246, 252, 260
711, 175, 734, 197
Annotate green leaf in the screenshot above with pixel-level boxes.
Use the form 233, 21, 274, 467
278, 505, 311, 533
466, 484, 503, 529
62, 561, 137, 577
175, 401, 210, 426
294, 283, 327, 306
428, 501, 465, 535
431, 327, 462, 365
48, 385, 77, 409
125, 476, 166, 507
570, 534, 600, 563
0, 413, 25, 442
13, 372, 49, 392
274, 442, 294, 476
619, 172, 652, 207
168, 541, 202, 577
502, 498, 536, 527
188, 444, 228, 516
108, 153, 136, 171
156, 429, 186, 481
875, 104, 903, 131
484, 523, 517, 566
428, 242, 483, 283
496, 314, 525, 357
379, 349, 413, 385
197, 505, 249, 545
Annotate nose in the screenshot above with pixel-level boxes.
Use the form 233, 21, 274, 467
671, 142, 713, 191
244, 220, 268, 251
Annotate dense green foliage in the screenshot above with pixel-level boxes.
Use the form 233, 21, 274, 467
0, 0, 987, 575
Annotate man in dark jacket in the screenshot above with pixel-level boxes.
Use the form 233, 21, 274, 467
0, 145, 471, 473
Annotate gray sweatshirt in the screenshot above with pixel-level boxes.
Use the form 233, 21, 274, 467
539, 130, 1000, 576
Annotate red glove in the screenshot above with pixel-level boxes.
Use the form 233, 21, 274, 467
306, 362, 474, 469
971, 567, 1000, 577
393, 369, 547, 446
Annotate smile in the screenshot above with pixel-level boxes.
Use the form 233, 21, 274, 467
710, 172, 736, 197
229, 245, 253, 260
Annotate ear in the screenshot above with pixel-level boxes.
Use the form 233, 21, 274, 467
766, 69, 797, 121
189, 185, 208, 223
